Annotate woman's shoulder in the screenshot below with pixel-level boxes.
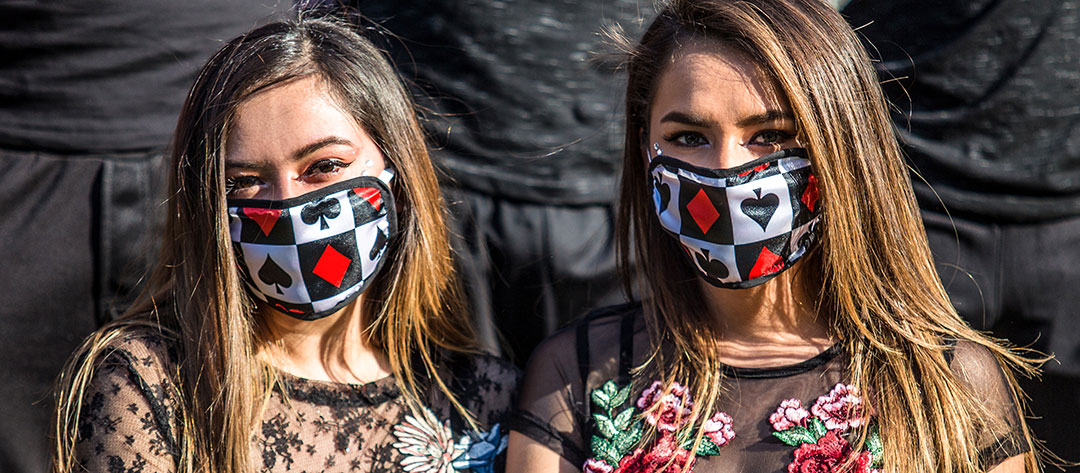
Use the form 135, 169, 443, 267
93, 324, 179, 382
441, 351, 523, 426
527, 301, 644, 372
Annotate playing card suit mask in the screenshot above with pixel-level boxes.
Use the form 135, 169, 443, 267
648, 143, 821, 289
227, 169, 397, 320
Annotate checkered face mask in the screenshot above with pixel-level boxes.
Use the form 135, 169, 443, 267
227, 170, 396, 320
648, 144, 821, 288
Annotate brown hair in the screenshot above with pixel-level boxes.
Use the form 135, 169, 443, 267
53, 16, 476, 473
617, 1, 1042, 472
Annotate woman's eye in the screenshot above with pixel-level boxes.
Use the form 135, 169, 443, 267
305, 158, 351, 177
225, 175, 261, 196
665, 132, 710, 147
750, 130, 795, 145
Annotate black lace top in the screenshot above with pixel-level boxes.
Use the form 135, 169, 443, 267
73, 329, 520, 473
509, 303, 1027, 473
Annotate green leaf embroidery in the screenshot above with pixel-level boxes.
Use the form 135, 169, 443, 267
772, 426, 818, 447
592, 388, 611, 410
590, 436, 621, 467
613, 407, 634, 430
595, 414, 619, 438
610, 383, 631, 407
809, 417, 828, 438
614, 421, 643, 453
866, 423, 883, 468
695, 439, 722, 456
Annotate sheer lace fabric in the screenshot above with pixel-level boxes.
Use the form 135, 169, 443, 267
73, 329, 520, 473
509, 303, 1027, 473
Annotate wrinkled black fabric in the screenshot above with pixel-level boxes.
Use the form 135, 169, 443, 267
0, 0, 286, 152
343, 0, 650, 203
844, 0, 1080, 221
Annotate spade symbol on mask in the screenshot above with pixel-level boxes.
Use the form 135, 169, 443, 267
301, 198, 341, 230
653, 175, 671, 213
694, 249, 730, 279
370, 227, 388, 260
741, 188, 779, 231
258, 255, 292, 295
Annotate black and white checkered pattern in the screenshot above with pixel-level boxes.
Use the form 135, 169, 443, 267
648, 147, 820, 288
227, 171, 396, 320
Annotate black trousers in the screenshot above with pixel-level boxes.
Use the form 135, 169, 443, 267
445, 187, 629, 367
923, 209, 1080, 468
0, 148, 164, 473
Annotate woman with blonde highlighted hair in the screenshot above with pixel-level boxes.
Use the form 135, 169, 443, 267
507, 1, 1042, 472
53, 16, 518, 473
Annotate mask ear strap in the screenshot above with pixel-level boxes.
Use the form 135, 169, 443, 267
377, 167, 395, 184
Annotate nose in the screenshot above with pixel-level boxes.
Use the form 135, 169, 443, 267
713, 136, 756, 170
261, 175, 307, 201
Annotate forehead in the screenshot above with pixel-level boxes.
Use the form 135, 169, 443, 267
226, 76, 363, 160
650, 38, 790, 119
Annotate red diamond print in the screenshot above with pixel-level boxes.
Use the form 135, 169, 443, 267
312, 245, 352, 287
801, 174, 819, 211
353, 187, 382, 211
687, 189, 720, 234
748, 246, 784, 280
243, 208, 281, 236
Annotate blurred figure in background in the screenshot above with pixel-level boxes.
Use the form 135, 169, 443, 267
0, 1, 287, 471
842, 0, 1080, 466
325, 0, 650, 364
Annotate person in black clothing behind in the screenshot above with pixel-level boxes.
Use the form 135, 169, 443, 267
842, 0, 1080, 466
323, 0, 650, 364
0, 2, 287, 472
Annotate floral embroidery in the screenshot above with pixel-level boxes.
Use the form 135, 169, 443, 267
390, 406, 506, 473
583, 380, 734, 473
770, 383, 883, 473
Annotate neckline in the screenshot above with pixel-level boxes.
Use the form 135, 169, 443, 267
718, 343, 843, 379
276, 370, 402, 407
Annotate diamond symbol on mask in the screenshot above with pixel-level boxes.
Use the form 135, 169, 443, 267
244, 208, 281, 236
353, 187, 383, 211
687, 189, 720, 234
801, 174, 819, 211
748, 246, 784, 280
312, 244, 352, 287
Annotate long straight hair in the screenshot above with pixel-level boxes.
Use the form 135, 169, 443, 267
53, 16, 476, 473
617, 1, 1042, 472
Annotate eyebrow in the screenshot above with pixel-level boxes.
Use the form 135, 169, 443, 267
658, 110, 794, 128
225, 136, 355, 170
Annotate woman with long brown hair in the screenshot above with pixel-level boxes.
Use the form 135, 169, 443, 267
507, 0, 1041, 472
52, 17, 518, 473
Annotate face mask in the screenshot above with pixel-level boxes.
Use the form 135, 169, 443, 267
648, 144, 821, 289
227, 170, 396, 320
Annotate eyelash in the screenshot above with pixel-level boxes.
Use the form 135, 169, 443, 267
224, 158, 352, 196
660, 130, 796, 147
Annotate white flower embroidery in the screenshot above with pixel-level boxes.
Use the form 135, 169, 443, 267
392, 407, 465, 473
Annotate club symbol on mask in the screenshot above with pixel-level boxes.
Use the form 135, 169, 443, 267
741, 188, 779, 231
370, 227, 388, 260
302, 198, 341, 230
258, 255, 292, 294
694, 249, 730, 279
653, 175, 671, 213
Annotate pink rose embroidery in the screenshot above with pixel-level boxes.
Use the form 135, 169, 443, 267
636, 381, 694, 432
770, 398, 811, 431
583, 458, 615, 473
702, 412, 736, 447
612, 436, 696, 473
811, 384, 865, 431
787, 431, 873, 473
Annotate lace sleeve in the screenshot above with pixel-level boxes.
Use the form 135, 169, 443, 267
72, 333, 180, 473
948, 340, 1030, 468
507, 325, 591, 467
